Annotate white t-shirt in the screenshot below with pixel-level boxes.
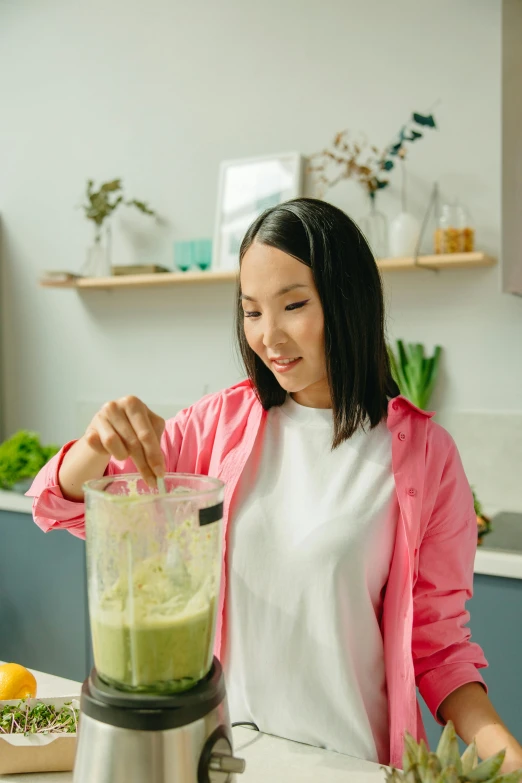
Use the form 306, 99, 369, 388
223, 395, 398, 764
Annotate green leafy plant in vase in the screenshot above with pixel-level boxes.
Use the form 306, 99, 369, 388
0, 431, 60, 493
81, 179, 157, 278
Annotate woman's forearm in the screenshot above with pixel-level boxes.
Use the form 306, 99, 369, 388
439, 682, 522, 773
58, 435, 111, 501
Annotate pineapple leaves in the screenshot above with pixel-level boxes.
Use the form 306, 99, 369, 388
390, 722, 522, 783
436, 721, 462, 774
461, 740, 479, 776
495, 773, 522, 783
465, 750, 506, 782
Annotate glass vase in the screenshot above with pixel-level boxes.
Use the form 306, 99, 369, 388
82, 225, 112, 277
359, 196, 389, 259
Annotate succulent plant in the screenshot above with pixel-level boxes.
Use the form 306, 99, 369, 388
385, 720, 522, 783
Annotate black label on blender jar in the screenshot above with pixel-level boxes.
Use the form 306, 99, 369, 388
199, 502, 224, 526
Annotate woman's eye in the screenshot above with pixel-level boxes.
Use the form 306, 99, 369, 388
243, 310, 261, 318
286, 300, 309, 312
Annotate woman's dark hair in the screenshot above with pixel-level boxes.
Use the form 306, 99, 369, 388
236, 197, 399, 447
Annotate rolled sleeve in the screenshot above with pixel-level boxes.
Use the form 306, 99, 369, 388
419, 663, 487, 724
413, 437, 488, 723
27, 440, 88, 538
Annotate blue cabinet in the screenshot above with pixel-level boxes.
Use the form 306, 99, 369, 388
0, 508, 92, 682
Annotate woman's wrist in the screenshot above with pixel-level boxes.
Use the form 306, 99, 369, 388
58, 435, 111, 501
439, 682, 522, 772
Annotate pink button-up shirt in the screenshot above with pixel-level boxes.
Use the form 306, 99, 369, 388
28, 382, 487, 766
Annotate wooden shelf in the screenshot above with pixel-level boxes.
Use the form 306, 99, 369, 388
377, 252, 496, 272
39, 252, 496, 290
39, 269, 238, 289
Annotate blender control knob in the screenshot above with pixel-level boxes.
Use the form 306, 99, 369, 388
209, 753, 246, 775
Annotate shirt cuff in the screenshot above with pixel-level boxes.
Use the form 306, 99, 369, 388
418, 663, 488, 725
26, 440, 86, 534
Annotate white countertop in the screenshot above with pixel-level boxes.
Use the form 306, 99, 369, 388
0, 489, 33, 514
2, 489, 521, 580
474, 547, 522, 579
0, 665, 384, 782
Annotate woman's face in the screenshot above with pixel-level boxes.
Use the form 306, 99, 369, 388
240, 241, 331, 408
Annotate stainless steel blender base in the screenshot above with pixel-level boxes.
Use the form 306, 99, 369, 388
73, 661, 245, 783
73, 702, 241, 783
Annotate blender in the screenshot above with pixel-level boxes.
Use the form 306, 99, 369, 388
73, 473, 245, 783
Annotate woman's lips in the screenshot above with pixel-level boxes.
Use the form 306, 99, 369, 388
270, 357, 302, 373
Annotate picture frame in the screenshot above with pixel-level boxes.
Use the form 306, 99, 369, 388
212, 151, 304, 271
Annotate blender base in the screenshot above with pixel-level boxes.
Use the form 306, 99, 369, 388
73, 658, 245, 783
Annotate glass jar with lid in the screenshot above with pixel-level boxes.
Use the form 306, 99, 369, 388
433, 199, 475, 254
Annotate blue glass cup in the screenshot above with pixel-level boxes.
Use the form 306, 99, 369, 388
174, 241, 193, 272
193, 239, 212, 271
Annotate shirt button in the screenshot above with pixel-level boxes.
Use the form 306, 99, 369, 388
398, 432, 406, 441
408, 488, 416, 497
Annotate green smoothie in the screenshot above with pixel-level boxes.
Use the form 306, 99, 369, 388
91, 554, 217, 693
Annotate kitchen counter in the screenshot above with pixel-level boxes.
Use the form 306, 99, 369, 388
474, 512, 522, 579
0, 490, 33, 515
0, 665, 385, 782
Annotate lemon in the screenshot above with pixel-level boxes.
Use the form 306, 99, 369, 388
0, 662, 37, 700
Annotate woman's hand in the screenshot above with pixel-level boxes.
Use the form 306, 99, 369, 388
84, 396, 166, 485
58, 396, 166, 501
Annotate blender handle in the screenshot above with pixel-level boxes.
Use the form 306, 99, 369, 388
209, 754, 246, 775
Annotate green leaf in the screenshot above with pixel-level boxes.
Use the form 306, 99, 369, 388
403, 732, 421, 772
494, 770, 522, 783
412, 112, 436, 128
100, 179, 122, 193
383, 160, 395, 171
387, 345, 401, 388
435, 721, 460, 769
0, 431, 59, 489
466, 750, 506, 782
387, 340, 442, 410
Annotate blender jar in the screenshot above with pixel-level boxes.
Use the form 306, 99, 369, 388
84, 474, 224, 694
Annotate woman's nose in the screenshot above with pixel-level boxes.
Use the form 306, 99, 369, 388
262, 318, 287, 349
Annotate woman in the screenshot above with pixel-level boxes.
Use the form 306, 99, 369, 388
29, 199, 522, 770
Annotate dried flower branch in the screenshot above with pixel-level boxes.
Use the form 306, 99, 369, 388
309, 111, 437, 200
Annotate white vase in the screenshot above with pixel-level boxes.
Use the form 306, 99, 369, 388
389, 212, 421, 258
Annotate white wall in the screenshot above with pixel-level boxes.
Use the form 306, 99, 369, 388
1, 0, 521, 510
